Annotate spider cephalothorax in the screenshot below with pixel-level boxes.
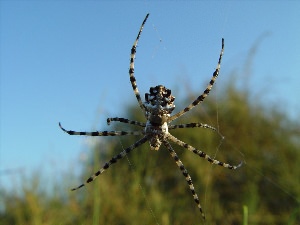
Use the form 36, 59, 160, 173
59, 13, 242, 220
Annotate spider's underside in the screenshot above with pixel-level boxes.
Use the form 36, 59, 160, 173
59, 13, 242, 220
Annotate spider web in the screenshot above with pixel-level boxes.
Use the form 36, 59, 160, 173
115, 11, 232, 224
122, 7, 230, 223
198, 4, 299, 223
114, 5, 298, 224
118, 137, 160, 225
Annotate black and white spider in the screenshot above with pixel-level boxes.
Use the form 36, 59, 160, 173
59, 13, 242, 220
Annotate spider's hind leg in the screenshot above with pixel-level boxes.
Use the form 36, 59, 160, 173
129, 14, 150, 115
168, 38, 224, 122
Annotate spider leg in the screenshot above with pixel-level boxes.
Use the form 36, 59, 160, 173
107, 117, 146, 127
168, 38, 224, 122
168, 122, 217, 132
167, 133, 242, 169
162, 140, 205, 220
59, 122, 143, 136
71, 136, 149, 191
129, 13, 150, 115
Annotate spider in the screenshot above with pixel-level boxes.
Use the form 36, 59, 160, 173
59, 13, 242, 220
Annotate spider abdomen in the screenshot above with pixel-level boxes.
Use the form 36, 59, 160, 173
144, 85, 175, 125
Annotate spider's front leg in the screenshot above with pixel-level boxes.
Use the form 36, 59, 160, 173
162, 140, 206, 220
71, 136, 149, 191
167, 133, 242, 169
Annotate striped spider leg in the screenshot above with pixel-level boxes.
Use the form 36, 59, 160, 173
107, 117, 146, 127
59, 13, 242, 220
129, 13, 149, 116
162, 140, 206, 219
168, 38, 224, 122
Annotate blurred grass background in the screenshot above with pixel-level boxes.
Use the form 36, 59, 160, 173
1, 48, 299, 225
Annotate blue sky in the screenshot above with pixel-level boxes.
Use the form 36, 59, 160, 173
1, 1, 299, 189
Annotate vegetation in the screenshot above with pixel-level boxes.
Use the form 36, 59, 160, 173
1, 67, 300, 224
